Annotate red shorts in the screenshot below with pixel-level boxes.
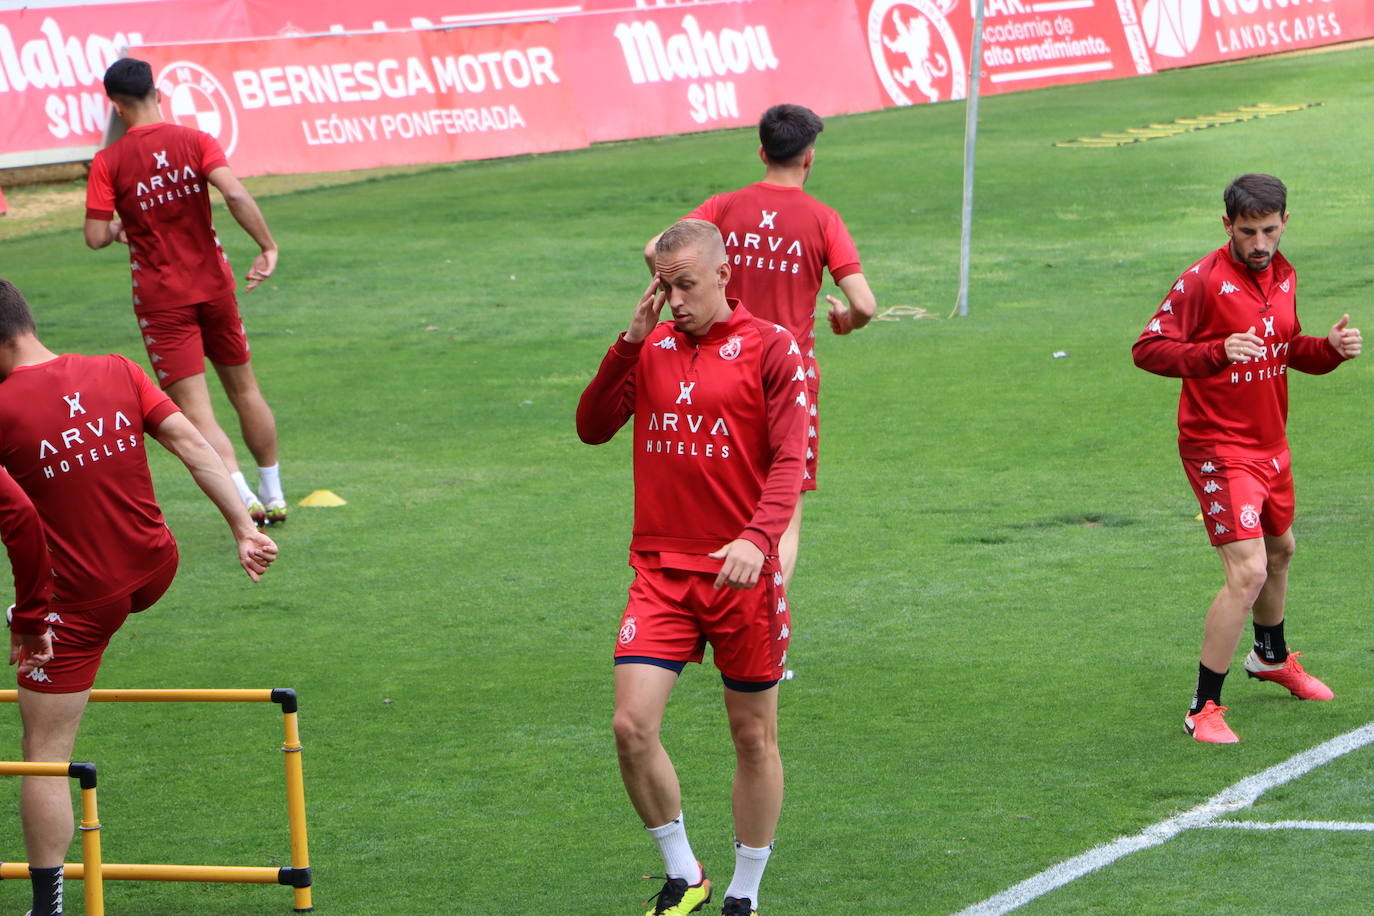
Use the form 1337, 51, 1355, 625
802, 365, 818, 494
18, 550, 179, 694
615, 566, 791, 687
1182, 450, 1294, 547
138, 294, 251, 388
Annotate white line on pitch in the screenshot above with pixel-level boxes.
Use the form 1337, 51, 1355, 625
1201, 819, 1374, 831
951, 722, 1374, 916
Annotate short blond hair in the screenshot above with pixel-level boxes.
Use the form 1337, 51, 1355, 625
656, 219, 726, 265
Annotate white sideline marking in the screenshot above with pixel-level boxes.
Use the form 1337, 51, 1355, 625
1202, 819, 1374, 832
953, 722, 1374, 916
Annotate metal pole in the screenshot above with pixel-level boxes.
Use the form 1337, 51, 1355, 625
955, 0, 987, 318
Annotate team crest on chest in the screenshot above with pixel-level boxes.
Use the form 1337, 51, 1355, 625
719, 336, 743, 360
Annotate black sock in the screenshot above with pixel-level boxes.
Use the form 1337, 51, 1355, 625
29, 864, 63, 916
1191, 663, 1228, 714
1253, 620, 1288, 664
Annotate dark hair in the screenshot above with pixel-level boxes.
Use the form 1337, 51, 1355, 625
0, 279, 37, 343
103, 57, 155, 102
1224, 174, 1286, 220
759, 104, 823, 165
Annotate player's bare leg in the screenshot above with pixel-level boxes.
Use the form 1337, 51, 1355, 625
613, 663, 682, 828
779, 498, 804, 589
1200, 537, 1269, 672
723, 684, 781, 847
213, 360, 278, 468
18, 687, 91, 865
1250, 529, 1294, 627
164, 372, 242, 473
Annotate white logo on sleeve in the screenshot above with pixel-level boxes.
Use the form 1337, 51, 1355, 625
61, 392, 85, 418
1174, 278, 1186, 293
1147, 318, 1163, 333
1161, 300, 1173, 313
795, 391, 808, 408
759, 209, 777, 229
1203, 480, 1223, 494
676, 381, 696, 405
1200, 461, 1217, 473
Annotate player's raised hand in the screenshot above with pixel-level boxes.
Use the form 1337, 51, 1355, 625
1327, 314, 1362, 359
826, 294, 853, 335
709, 538, 765, 590
9, 629, 53, 676
1224, 326, 1265, 363
626, 274, 668, 344
245, 248, 278, 290
237, 530, 279, 582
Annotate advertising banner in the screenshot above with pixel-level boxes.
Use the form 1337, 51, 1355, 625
131, 22, 587, 176
1129, 0, 1374, 69
856, 0, 1153, 107
0, 1, 248, 168
556, 1, 886, 144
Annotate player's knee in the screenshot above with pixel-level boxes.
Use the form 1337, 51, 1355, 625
612, 710, 659, 758
1266, 539, 1295, 574
728, 719, 777, 763
1225, 555, 1268, 600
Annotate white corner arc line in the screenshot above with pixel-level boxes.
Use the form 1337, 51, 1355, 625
1201, 819, 1374, 831
952, 722, 1374, 916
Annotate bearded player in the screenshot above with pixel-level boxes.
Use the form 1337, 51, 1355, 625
1133, 174, 1361, 744
580, 221, 807, 916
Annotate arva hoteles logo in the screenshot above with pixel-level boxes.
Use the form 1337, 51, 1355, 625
866, 0, 967, 106
155, 61, 239, 156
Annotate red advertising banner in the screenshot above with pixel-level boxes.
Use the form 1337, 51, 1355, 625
1128, 0, 1374, 69
856, 0, 1153, 106
131, 23, 588, 176
0, 1, 249, 168
556, 0, 887, 144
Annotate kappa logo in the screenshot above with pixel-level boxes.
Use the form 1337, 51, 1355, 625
866, 0, 965, 107
776, 597, 787, 615
719, 336, 743, 360
1239, 503, 1260, 529
1138, 0, 1203, 58
792, 366, 806, 382
773, 571, 783, 586
1203, 480, 1223, 494
759, 209, 778, 230
156, 61, 239, 157
25, 667, 52, 683
44, 612, 63, 624
1200, 460, 1217, 473
805, 366, 817, 379
1147, 318, 1163, 333
778, 623, 790, 640
1161, 301, 1174, 313
654, 337, 677, 350
1174, 278, 1186, 293
144, 335, 156, 345
796, 391, 808, 409
1219, 280, 1239, 294
1207, 501, 1224, 515
1214, 521, 1230, 535
618, 616, 637, 645
157, 369, 169, 380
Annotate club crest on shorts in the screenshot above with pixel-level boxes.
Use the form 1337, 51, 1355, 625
1239, 504, 1260, 529
618, 616, 637, 645
719, 336, 743, 360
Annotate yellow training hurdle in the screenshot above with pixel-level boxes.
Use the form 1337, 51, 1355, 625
0, 761, 104, 916
0, 688, 312, 912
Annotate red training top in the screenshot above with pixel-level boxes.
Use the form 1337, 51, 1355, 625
86, 123, 235, 312
687, 183, 862, 354
0, 468, 53, 635
576, 301, 808, 572
0, 354, 180, 610
1132, 244, 1346, 459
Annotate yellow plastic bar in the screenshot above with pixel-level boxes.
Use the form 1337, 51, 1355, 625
281, 710, 313, 912
0, 862, 282, 883
0, 761, 72, 777
0, 762, 104, 916
0, 689, 275, 704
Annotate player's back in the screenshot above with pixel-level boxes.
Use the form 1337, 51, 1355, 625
689, 183, 861, 346
90, 122, 234, 309
0, 353, 178, 607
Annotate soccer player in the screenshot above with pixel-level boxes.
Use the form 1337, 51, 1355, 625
0, 278, 278, 916
578, 221, 807, 916
644, 103, 877, 587
84, 57, 287, 528
1133, 174, 1362, 744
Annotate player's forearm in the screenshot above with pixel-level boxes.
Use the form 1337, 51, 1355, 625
83, 220, 114, 249
1288, 334, 1346, 374
577, 337, 639, 444
224, 192, 277, 254
1132, 336, 1227, 378
837, 274, 877, 330
187, 449, 260, 539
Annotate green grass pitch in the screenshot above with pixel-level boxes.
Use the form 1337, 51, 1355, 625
1, 41, 1372, 915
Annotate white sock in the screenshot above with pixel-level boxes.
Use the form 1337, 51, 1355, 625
230, 471, 257, 504
646, 813, 701, 884
257, 464, 283, 502
724, 839, 772, 908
